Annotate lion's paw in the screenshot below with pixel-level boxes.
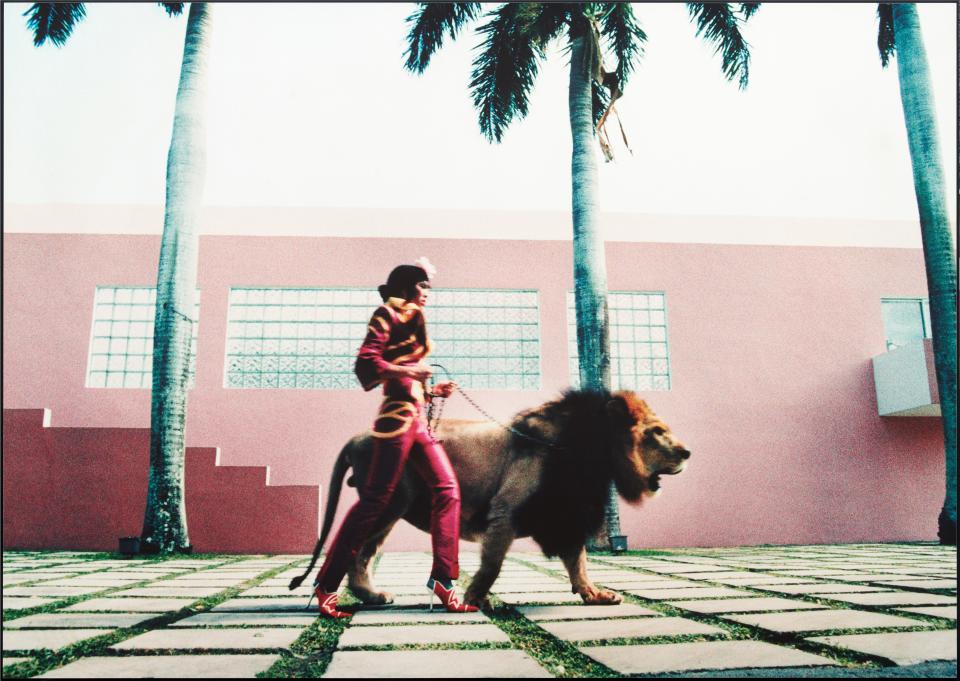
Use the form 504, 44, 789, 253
464, 590, 492, 611
579, 587, 622, 605
354, 589, 394, 605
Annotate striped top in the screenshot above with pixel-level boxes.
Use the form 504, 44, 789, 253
355, 296, 434, 404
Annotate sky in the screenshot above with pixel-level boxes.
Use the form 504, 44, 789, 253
3, 2, 957, 246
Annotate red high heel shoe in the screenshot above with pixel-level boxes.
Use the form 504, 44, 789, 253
427, 578, 479, 613
307, 585, 351, 619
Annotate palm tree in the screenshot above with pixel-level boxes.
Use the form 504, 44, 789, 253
878, 4, 957, 545
405, 2, 756, 550
25, 2, 212, 553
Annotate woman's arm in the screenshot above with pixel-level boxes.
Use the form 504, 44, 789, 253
355, 307, 432, 390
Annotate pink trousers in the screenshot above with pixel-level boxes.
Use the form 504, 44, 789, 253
314, 417, 461, 592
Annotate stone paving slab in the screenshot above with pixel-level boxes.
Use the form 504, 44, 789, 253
212, 597, 310, 612
495, 590, 583, 604
579, 640, 836, 674
644, 564, 733, 574
3, 629, 107, 652
63, 597, 195, 612
491, 582, 570, 593
37, 654, 281, 678
323, 649, 550, 678
2, 597, 57, 610
722, 609, 929, 633
677, 571, 760, 580
895, 606, 956, 620
377, 594, 433, 607
712, 576, 818, 586
170, 611, 318, 627
595, 579, 696, 589
112, 627, 301, 650
754, 583, 895, 595
3, 612, 157, 629
2, 658, 31, 667
117, 586, 225, 598
517, 604, 658, 621
666, 597, 830, 614
4, 575, 47, 585
41, 577, 145, 587
828, 573, 927, 582
769, 569, 861, 577
337, 622, 510, 648
239, 585, 315, 596
808, 592, 956, 607
626, 586, 753, 600
177, 571, 265, 579
258, 578, 302, 587
875, 579, 957, 590
3, 586, 107, 597
807, 630, 957, 665
161, 578, 251, 586
538, 616, 721, 642
349, 608, 489, 625
362, 586, 428, 597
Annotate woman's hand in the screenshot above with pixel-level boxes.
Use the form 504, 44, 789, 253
431, 381, 457, 398
399, 363, 432, 382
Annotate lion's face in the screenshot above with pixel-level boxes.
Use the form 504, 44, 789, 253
609, 392, 690, 502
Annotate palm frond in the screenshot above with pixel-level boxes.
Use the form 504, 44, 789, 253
740, 3, 760, 20
600, 2, 646, 86
469, 3, 546, 143
524, 3, 570, 50
591, 79, 610, 129
404, 2, 482, 73
158, 3, 184, 17
877, 3, 895, 68
24, 2, 86, 47
686, 2, 753, 89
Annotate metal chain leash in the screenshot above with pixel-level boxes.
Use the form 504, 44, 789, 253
424, 379, 446, 441
428, 363, 564, 450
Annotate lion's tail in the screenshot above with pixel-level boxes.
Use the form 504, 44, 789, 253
288, 441, 353, 591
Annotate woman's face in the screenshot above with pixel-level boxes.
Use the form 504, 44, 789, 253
408, 280, 431, 307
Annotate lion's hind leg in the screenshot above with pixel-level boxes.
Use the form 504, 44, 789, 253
347, 511, 402, 605
561, 546, 622, 605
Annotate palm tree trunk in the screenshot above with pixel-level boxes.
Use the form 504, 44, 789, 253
569, 30, 621, 551
141, 2, 212, 554
891, 4, 957, 545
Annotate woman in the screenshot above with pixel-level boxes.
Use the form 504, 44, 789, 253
311, 258, 478, 619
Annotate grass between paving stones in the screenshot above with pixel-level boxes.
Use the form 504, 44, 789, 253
2, 552, 253, 623
258, 554, 377, 678
602, 567, 959, 670
512, 552, 907, 672
483, 597, 620, 678
2, 554, 306, 679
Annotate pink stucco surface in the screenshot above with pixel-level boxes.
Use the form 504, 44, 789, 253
2, 229, 945, 551
2, 409, 320, 553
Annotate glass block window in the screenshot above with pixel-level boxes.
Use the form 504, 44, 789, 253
882, 298, 931, 351
225, 287, 541, 390
86, 287, 200, 389
428, 289, 540, 390
567, 291, 671, 391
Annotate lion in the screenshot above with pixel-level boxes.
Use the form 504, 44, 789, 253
289, 389, 690, 608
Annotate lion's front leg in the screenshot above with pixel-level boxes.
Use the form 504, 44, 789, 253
561, 546, 621, 605
464, 507, 515, 610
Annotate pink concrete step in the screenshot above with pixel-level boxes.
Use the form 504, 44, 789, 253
2, 409, 320, 553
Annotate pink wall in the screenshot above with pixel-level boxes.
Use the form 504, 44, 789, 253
2, 409, 320, 553
3, 230, 945, 551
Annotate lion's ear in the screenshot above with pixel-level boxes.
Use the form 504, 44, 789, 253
606, 396, 637, 427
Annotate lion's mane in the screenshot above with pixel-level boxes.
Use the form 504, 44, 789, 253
510, 389, 639, 557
